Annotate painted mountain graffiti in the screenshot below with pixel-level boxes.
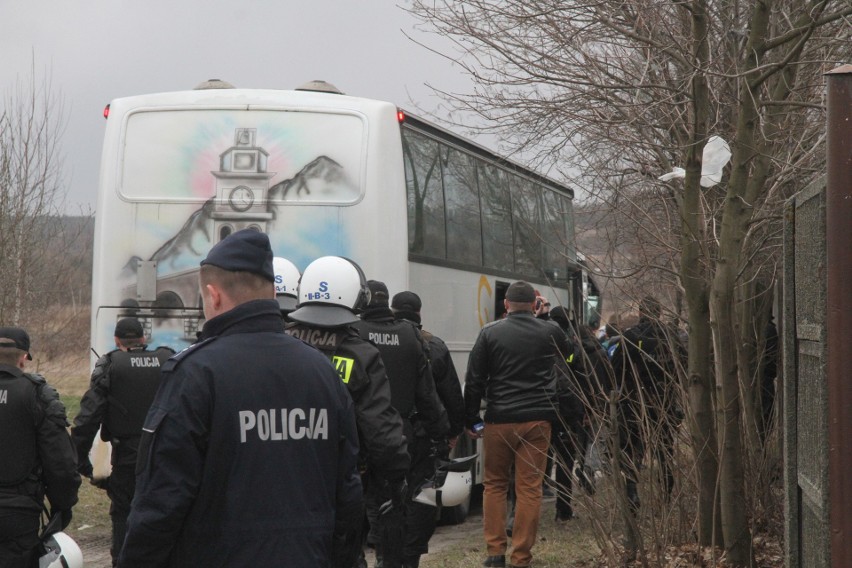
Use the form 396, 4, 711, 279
268, 156, 357, 201
149, 199, 215, 269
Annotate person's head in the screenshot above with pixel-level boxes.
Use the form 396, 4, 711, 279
391, 291, 422, 324
504, 281, 537, 314
199, 229, 275, 320
549, 305, 572, 329
638, 296, 662, 322
114, 318, 146, 350
366, 280, 390, 309
272, 256, 301, 316
0, 326, 33, 368
288, 256, 371, 328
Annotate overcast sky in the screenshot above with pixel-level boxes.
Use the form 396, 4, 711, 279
1, 1, 472, 213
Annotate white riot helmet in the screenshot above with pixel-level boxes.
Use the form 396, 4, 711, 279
413, 454, 477, 508
39, 531, 83, 568
272, 256, 301, 313
288, 256, 370, 328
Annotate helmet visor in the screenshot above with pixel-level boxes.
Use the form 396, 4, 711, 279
288, 304, 359, 328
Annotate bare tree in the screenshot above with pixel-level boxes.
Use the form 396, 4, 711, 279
408, 0, 851, 564
0, 67, 92, 359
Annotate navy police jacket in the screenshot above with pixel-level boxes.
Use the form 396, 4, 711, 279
118, 300, 363, 568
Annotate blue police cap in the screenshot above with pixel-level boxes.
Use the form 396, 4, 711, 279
200, 229, 275, 282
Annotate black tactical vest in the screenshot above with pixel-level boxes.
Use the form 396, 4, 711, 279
105, 347, 172, 440
355, 319, 420, 417
0, 372, 40, 486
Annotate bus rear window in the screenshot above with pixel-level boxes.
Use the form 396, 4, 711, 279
118, 109, 365, 204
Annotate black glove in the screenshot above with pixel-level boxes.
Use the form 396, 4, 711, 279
51, 509, 73, 530
379, 477, 408, 516
430, 438, 450, 460
90, 475, 110, 490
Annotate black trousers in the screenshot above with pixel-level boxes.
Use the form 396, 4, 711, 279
553, 420, 589, 519
364, 434, 439, 566
0, 493, 41, 568
618, 404, 676, 497
108, 463, 136, 566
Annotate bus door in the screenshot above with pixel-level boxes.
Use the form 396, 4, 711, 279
494, 280, 510, 321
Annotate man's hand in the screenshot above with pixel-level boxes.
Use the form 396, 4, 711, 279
535, 296, 551, 318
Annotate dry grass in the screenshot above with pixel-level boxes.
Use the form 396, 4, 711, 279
33, 351, 91, 397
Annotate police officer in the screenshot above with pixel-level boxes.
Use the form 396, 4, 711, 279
71, 317, 175, 566
0, 327, 80, 568
610, 296, 683, 511
118, 231, 363, 568
390, 290, 465, 567
354, 282, 448, 568
391, 291, 464, 449
285, 257, 410, 568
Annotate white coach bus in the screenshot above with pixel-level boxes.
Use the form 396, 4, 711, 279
91, 80, 592, 518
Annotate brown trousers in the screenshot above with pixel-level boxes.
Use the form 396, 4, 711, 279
482, 420, 551, 567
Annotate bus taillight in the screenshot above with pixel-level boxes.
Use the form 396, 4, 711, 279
397, 109, 405, 123
103, 104, 110, 119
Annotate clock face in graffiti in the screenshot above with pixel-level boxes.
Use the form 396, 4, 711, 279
228, 186, 255, 211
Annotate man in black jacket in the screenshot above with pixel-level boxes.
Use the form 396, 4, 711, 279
119, 231, 363, 568
286, 257, 410, 568
354, 283, 448, 568
0, 327, 80, 568
464, 281, 572, 568
72, 318, 174, 566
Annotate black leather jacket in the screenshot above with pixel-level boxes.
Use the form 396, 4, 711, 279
464, 311, 572, 427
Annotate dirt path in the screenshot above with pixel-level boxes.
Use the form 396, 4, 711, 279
76, 510, 484, 567
75, 530, 112, 568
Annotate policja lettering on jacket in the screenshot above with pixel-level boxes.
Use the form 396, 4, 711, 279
368, 332, 400, 346
238, 407, 329, 443
129, 355, 162, 368
286, 327, 339, 347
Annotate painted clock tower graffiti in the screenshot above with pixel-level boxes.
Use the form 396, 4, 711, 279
211, 128, 275, 239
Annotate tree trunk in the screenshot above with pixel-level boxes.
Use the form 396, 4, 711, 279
679, 0, 724, 547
